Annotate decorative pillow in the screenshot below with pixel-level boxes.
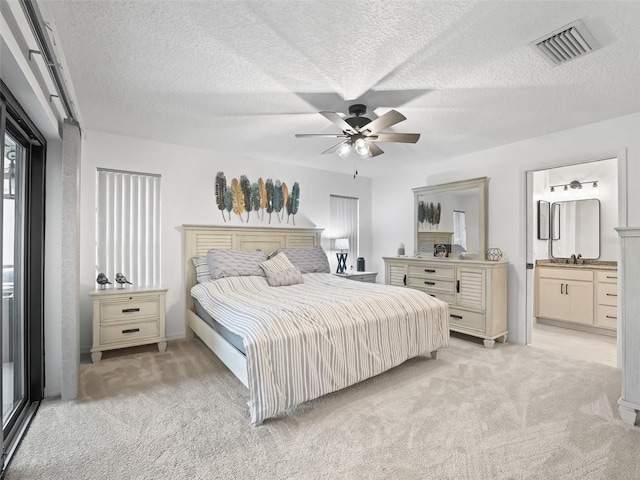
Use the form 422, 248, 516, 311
192, 256, 212, 283
207, 249, 267, 280
260, 252, 304, 287
275, 246, 331, 274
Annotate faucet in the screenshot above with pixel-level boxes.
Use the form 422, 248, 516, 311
576, 253, 582, 264
570, 254, 577, 264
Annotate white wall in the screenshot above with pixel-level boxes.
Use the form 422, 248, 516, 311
79, 131, 373, 351
371, 111, 638, 346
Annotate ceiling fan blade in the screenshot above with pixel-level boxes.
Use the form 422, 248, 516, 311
368, 142, 384, 157
320, 111, 358, 133
295, 133, 347, 138
321, 140, 349, 155
361, 109, 406, 134
373, 133, 420, 143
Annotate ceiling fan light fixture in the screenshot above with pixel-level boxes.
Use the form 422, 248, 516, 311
337, 142, 352, 159
354, 137, 370, 157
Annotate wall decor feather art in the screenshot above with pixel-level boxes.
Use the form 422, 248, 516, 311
265, 178, 274, 224
213, 172, 301, 224
224, 186, 233, 221
418, 200, 426, 228
240, 175, 252, 222
251, 182, 260, 219
273, 180, 284, 223
215, 171, 227, 222
416, 200, 443, 229
281, 182, 289, 222
286, 182, 300, 225
231, 178, 245, 222
258, 178, 267, 220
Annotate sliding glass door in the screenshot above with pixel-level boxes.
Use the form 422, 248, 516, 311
0, 82, 45, 474
2, 132, 25, 432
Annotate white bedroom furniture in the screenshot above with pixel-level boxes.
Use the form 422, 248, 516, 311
89, 287, 168, 363
615, 227, 640, 426
383, 256, 507, 348
534, 263, 617, 334
332, 271, 378, 283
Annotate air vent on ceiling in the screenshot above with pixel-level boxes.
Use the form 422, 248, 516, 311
531, 20, 600, 66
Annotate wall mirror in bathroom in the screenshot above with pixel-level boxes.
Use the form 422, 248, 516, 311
413, 177, 487, 258
538, 200, 550, 240
550, 198, 601, 259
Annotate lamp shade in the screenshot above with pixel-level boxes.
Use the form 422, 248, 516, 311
335, 238, 349, 251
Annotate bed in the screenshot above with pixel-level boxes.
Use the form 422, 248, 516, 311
182, 225, 449, 425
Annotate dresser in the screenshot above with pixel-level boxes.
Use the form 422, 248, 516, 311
89, 287, 168, 363
383, 257, 508, 348
534, 263, 617, 334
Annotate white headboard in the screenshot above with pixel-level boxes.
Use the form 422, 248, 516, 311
181, 224, 323, 312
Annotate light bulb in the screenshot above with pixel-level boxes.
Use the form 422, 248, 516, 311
354, 138, 370, 157
337, 143, 351, 159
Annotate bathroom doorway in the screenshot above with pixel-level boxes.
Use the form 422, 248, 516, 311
525, 155, 624, 367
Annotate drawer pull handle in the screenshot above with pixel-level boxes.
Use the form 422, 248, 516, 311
424, 281, 435, 286
425, 269, 436, 273
122, 328, 140, 334
606, 293, 617, 297
429, 294, 435, 297
403, 274, 407, 286
450, 314, 463, 320
606, 315, 617, 319
122, 308, 140, 313
456, 280, 460, 293
606, 276, 617, 279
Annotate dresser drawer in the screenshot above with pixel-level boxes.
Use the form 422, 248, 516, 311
407, 276, 454, 293
101, 320, 160, 345
407, 264, 455, 279
101, 297, 160, 322
418, 290, 455, 304
596, 305, 617, 329
538, 267, 593, 282
344, 273, 377, 283
597, 271, 618, 284
598, 283, 618, 306
448, 308, 485, 332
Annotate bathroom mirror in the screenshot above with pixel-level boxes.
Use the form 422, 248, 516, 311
537, 200, 550, 240
413, 177, 487, 258
550, 198, 600, 259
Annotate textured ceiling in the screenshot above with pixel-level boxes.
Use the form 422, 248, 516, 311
41, 1, 640, 176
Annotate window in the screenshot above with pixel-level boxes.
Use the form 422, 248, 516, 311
96, 169, 161, 287
453, 210, 467, 252
330, 195, 359, 271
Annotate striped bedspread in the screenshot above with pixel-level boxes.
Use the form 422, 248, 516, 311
191, 273, 449, 425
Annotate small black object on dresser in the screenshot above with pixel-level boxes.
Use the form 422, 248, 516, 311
357, 257, 365, 272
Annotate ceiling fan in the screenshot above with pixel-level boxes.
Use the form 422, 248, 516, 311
295, 104, 420, 158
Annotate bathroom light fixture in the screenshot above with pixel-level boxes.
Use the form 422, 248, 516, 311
549, 180, 598, 192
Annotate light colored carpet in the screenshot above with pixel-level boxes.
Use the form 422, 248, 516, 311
6, 336, 640, 480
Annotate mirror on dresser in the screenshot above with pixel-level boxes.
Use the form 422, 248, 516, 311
550, 198, 600, 259
413, 177, 487, 258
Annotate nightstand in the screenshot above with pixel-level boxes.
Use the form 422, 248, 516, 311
332, 271, 378, 283
89, 287, 168, 363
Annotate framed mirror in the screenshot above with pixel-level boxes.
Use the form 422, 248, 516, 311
551, 198, 600, 259
537, 200, 550, 240
413, 177, 487, 258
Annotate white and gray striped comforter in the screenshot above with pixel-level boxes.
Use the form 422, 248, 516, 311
191, 273, 449, 425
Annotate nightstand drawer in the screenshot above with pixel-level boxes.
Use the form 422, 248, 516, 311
448, 308, 485, 332
101, 320, 160, 345
101, 298, 160, 322
345, 273, 376, 283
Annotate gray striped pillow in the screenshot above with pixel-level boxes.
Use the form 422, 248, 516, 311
276, 246, 330, 274
260, 252, 304, 287
207, 249, 267, 279
192, 256, 212, 283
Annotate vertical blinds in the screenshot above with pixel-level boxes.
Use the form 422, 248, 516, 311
330, 195, 359, 268
96, 169, 161, 287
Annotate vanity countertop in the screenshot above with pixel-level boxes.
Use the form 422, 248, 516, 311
535, 259, 617, 271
